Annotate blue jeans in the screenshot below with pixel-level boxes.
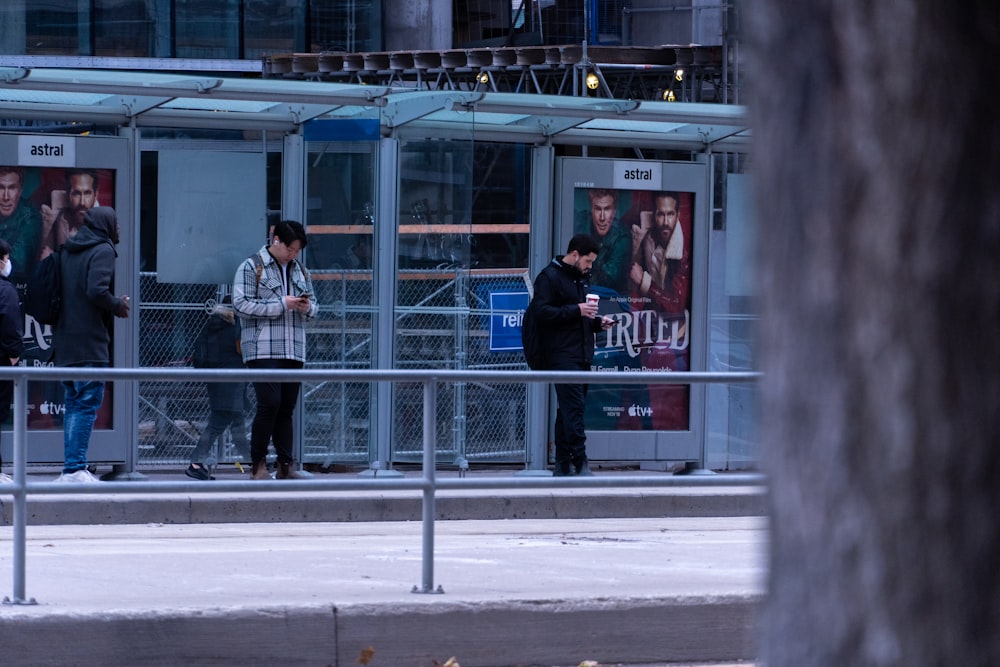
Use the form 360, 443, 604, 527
62, 380, 105, 474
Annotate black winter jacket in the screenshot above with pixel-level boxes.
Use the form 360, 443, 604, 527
0, 277, 24, 360
193, 305, 245, 412
529, 257, 603, 369
52, 207, 124, 367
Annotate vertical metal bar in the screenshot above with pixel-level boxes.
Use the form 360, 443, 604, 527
413, 378, 443, 593
4, 374, 36, 605
373, 138, 401, 475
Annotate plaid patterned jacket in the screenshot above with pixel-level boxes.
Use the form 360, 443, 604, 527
232, 246, 318, 363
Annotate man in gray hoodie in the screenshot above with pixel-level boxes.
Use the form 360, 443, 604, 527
52, 206, 130, 483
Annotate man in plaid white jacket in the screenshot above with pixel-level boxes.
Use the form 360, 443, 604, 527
232, 219, 318, 480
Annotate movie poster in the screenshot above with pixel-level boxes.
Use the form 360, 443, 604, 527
0, 165, 116, 430
573, 186, 693, 431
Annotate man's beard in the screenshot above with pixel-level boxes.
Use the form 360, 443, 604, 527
652, 225, 673, 247
71, 207, 88, 227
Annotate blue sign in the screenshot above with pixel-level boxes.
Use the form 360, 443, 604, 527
489, 291, 530, 352
304, 118, 380, 142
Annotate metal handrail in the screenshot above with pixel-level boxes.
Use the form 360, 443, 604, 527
0, 366, 763, 604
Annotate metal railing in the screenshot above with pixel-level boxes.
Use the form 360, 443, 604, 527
0, 366, 763, 605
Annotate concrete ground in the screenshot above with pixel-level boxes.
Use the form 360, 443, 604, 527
0, 466, 767, 667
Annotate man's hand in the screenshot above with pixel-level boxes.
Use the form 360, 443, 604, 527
630, 224, 648, 263
579, 301, 599, 318
599, 316, 614, 330
115, 295, 131, 318
283, 295, 311, 313
41, 204, 57, 235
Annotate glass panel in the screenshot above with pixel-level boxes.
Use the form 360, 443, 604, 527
15, 0, 84, 55
301, 139, 378, 467
393, 130, 531, 465
244, 0, 303, 60
175, 0, 239, 59
309, 0, 382, 53
704, 159, 759, 470
94, 0, 156, 57
136, 143, 280, 468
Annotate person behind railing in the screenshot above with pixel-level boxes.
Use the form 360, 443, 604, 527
0, 238, 24, 484
232, 220, 317, 481
51, 206, 130, 483
528, 233, 613, 477
185, 295, 249, 481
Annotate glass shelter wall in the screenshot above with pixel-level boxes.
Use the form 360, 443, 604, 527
392, 136, 532, 465
300, 140, 378, 468
135, 137, 281, 468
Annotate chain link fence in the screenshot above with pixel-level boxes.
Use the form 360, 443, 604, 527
137, 275, 236, 468
392, 268, 530, 464
136, 267, 530, 469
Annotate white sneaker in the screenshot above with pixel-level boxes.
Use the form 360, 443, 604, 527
54, 469, 102, 483
0, 472, 12, 484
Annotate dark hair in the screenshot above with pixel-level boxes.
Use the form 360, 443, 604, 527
272, 219, 308, 249
654, 191, 680, 208
566, 233, 600, 257
65, 168, 99, 191
0, 238, 11, 257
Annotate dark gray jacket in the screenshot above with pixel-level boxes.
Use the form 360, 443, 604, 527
52, 207, 125, 367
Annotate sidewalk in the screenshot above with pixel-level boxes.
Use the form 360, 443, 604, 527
1, 464, 766, 526
0, 467, 767, 666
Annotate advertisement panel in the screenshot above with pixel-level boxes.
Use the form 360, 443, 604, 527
555, 158, 707, 451
0, 163, 117, 430
573, 186, 693, 431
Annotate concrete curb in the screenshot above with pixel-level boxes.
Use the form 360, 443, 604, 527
0, 596, 761, 666
2, 487, 766, 525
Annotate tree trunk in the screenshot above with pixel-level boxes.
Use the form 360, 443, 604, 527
744, 2, 1000, 665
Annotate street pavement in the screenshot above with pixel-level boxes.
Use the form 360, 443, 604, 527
0, 467, 767, 667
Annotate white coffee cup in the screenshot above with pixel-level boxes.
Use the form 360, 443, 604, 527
586, 293, 600, 307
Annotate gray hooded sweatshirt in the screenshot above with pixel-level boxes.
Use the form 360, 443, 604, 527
52, 206, 125, 367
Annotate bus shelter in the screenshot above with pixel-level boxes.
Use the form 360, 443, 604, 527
0, 66, 754, 475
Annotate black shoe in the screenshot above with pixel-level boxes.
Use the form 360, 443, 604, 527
185, 464, 214, 481
552, 460, 574, 477
574, 458, 594, 477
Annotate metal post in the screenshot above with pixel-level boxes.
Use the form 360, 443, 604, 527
413, 378, 444, 594
3, 374, 37, 605
366, 137, 404, 477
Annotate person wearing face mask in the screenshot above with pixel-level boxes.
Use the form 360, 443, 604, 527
527, 233, 614, 476
232, 220, 318, 481
0, 239, 24, 484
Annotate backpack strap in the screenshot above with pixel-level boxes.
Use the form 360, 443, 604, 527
250, 253, 264, 295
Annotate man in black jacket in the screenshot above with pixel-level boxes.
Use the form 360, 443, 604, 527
52, 206, 130, 483
529, 233, 613, 476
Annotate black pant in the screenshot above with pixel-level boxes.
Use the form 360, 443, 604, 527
552, 361, 590, 465
247, 359, 303, 464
